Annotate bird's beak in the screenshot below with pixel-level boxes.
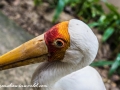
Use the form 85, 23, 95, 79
0, 34, 48, 71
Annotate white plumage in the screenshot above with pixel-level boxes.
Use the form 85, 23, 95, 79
32, 19, 106, 90
54, 66, 106, 90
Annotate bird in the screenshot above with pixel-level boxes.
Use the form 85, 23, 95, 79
0, 19, 106, 90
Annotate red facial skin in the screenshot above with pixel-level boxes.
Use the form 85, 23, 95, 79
44, 21, 70, 62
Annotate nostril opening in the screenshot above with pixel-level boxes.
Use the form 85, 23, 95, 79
38, 39, 43, 42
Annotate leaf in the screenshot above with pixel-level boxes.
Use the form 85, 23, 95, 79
99, 15, 106, 23
90, 60, 114, 67
52, 0, 66, 23
88, 22, 99, 28
102, 27, 114, 42
105, 3, 120, 17
108, 53, 120, 77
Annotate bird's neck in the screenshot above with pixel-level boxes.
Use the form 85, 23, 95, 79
32, 61, 84, 90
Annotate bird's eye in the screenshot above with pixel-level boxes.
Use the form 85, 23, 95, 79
53, 39, 65, 48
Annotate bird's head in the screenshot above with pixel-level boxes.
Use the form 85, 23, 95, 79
0, 19, 98, 70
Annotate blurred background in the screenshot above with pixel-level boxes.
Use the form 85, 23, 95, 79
0, 0, 120, 90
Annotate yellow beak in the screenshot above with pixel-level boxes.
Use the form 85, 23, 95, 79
0, 34, 48, 71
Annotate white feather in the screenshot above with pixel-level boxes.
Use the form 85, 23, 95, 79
32, 19, 106, 90
53, 66, 106, 90
63, 19, 98, 67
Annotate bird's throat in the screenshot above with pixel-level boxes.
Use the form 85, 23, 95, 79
31, 61, 79, 90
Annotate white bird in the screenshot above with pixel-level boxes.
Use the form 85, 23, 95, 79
0, 19, 106, 90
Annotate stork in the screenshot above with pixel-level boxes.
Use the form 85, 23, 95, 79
0, 19, 106, 90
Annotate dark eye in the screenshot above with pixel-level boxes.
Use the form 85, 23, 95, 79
53, 39, 65, 48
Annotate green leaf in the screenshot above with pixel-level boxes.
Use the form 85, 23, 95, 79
52, 0, 66, 23
99, 15, 106, 23
90, 60, 114, 67
108, 53, 120, 77
88, 22, 99, 28
102, 27, 114, 42
105, 3, 120, 17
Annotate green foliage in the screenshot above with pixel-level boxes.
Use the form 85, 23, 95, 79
108, 53, 120, 77
52, 0, 66, 22
91, 60, 114, 67
53, 0, 103, 22
102, 27, 114, 42
90, 7, 120, 43
91, 53, 120, 77
90, 54, 120, 77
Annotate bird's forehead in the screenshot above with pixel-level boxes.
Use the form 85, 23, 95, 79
57, 21, 69, 40
45, 21, 69, 41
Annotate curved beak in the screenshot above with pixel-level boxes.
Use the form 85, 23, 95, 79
0, 34, 48, 71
